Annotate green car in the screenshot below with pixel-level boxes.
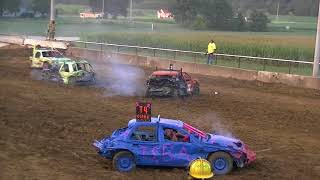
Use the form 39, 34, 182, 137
42, 60, 96, 85
30, 46, 71, 69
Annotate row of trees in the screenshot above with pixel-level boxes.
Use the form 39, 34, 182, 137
135, 0, 320, 17
32, 0, 50, 16
89, 0, 128, 18
228, 0, 320, 17
86, 0, 269, 31
171, 0, 269, 31
0, 0, 21, 16
0, 0, 50, 17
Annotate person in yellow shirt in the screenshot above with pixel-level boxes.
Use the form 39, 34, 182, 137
207, 40, 216, 65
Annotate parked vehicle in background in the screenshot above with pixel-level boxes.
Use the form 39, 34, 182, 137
157, 9, 173, 19
80, 12, 104, 19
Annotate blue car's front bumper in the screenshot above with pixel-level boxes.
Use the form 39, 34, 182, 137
93, 140, 113, 159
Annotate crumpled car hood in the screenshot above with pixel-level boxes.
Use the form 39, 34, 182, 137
205, 134, 243, 150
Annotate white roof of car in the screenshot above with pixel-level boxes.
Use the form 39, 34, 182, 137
128, 117, 183, 128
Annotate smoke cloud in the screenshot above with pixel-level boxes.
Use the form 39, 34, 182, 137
200, 112, 234, 138
92, 56, 146, 97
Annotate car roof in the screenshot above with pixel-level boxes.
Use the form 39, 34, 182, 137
151, 70, 181, 76
128, 117, 183, 128
64, 59, 89, 64
36, 49, 57, 52
77, 60, 89, 64
128, 117, 207, 138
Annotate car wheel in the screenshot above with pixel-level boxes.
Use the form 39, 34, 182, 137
193, 85, 200, 96
91, 76, 96, 85
30, 60, 34, 68
112, 151, 136, 172
145, 88, 151, 98
42, 62, 50, 70
178, 88, 188, 97
42, 71, 50, 81
171, 88, 178, 97
208, 152, 233, 175
68, 77, 77, 85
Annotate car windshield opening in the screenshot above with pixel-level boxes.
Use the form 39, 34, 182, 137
42, 51, 63, 58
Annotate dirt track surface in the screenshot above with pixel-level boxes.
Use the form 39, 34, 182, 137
1, 45, 320, 180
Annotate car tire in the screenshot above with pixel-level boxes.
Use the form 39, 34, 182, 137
145, 88, 151, 98
42, 62, 50, 70
68, 77, 77, 85
193, 85, 200, 96
171, 88, 178, 97
179, 88, 188, 97
112, 151, 136, 172
208, 152, 233, 175
42, 71, 50, 81
30, 60, 34, 68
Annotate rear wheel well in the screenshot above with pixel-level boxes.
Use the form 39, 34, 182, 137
112, 149, 135, 159
207, 151, 235, 161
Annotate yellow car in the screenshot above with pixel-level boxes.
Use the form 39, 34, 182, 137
30, 46, 71, 69
42, 60, 96, 85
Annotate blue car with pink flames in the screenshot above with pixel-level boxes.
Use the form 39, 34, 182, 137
93, 117, 256, 175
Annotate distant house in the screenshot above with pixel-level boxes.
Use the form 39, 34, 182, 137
157, 9, 173, 19
80, 12, 104, 19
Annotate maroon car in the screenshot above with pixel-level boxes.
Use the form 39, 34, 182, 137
146, 68, 200, 97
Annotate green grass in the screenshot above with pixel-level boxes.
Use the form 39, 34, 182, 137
0, 16, 183, 36
268, 15, 317, 35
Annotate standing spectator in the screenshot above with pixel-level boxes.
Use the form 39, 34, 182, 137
207, 40, 216, 65
47, 20, 56, 40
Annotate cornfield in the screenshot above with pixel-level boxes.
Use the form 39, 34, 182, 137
83, 31, 315, 61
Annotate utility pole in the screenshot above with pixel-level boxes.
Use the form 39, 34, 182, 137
102, 0, 105, 14
276, 1, 280, 21
313, 1, 320, 77
47, 0, 56, 40
129, 0, 133, 22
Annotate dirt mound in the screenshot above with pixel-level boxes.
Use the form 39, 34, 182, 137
0, 46, 320, 180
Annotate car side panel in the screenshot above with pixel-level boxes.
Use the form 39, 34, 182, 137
161, 142, 205, 167
129, 142, 162, 166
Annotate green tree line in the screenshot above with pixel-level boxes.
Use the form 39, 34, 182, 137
228, 0, 320, 17
135, 0, 320, 17
89, 0, 128, 18
171, 0, 270, 32
0, 0, 50, 17
0, 0, 21, 16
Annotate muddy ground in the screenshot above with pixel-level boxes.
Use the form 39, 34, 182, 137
0, 45, 320, 180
